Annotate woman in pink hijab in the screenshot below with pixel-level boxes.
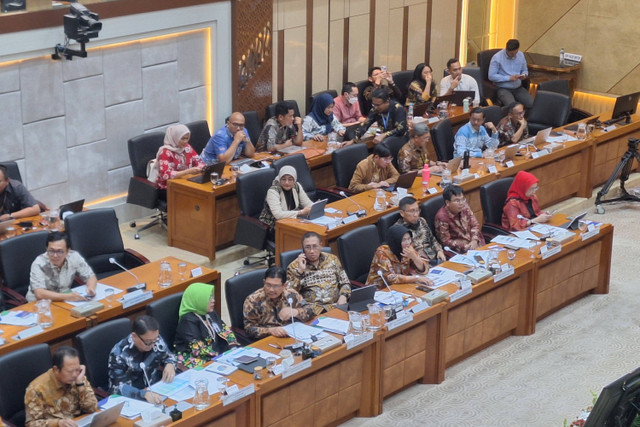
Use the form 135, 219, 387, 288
155, 124, 204, 192
501, 171, 552, 231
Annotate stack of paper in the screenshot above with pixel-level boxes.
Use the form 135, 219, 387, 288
313, 317, 349, 335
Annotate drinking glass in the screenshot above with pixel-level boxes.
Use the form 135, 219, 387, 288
347, 311, 363, 335
210, 172, 219, 188
507, 249, 517, 265
103, 288, 115, 307
266, 356, 277, 378
193, 378, 210, 410
178, 262, 188, 280
5, 227, 16, 238
231, 165, 239, 182
587, 123, 595, 137
578, 220, 588, 233
216, 377, 229, 395
367, 303, 384, 330
48, 209, 60, 231
576, 123, 587, 140
40, 212, 49, 229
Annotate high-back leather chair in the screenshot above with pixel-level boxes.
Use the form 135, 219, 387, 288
331, 143, 369, 191
265, 100, 301, 121
527, 91, 571, 135
479, 177, 514, 238
536, 80, 592, 123
477, 48, 502, 105
431, 118, 455, 161
243, 110, 262, 146
0, 343, 52, 426
146, 292, 183, 350
337, 224, 380, 286
355, 79, 372, 116
377, 211, 402, 244
391, 70, 414, 105
126, 131, 167, 238
225, 268, 266, 345
382, 135, 409, 171
0, 230, 49, 306
185, 120, 211, 156
75, 318, 130, 398
308, 90, 338, 114
271, 154, 342, 203
482, 105, 505, 129
0, 161, 22, 181
64, 208, 149, 279
420, 197, 445, 236
279, 247, 332, 269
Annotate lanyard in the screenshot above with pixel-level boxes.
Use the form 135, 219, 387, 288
381, 111, 390, 130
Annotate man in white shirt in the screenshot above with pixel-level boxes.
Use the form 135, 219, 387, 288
439, 58, 480, 105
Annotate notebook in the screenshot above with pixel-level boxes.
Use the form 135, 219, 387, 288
299, 199, 328, 220
76, 402, 125, 427
336, 285, 377, 312
187, 162, 226, 184
385, 171, 418, 192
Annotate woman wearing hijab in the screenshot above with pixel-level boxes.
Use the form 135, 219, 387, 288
154, 124, 204, 193
405, 63, 437, 107
366, 225, 433, 289
502, 171, 553, 231
174, 283, 237, 367
259, 165, 313, 235
302, 93, 347, 141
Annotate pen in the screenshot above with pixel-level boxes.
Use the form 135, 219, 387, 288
269, 343, 282, 350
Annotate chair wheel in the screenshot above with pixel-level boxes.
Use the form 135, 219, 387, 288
243, 260, 250, 266
134, 234, 140, 239
595, 205, 605, 214
130, 221, 136, 227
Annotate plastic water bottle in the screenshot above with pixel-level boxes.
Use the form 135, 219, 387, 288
327, 132, 337, 153
559, 47, 565, 65
463, 98, 470, 113
407, 103, 414, 123
422, 164, 430, 194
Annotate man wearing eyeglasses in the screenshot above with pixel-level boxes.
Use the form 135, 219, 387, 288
243, 266, 314, 339
395, 196, 446, 264
108, 315, 177, 404
496, 102, 530, 147
348, 143, 400, 193
434, 185, 485, 253
200, 112, 255, 164
286, 232, 351, 315
26, 231, 97, 302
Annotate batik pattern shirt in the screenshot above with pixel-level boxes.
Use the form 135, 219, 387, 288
286, 252, 352, 315
25, 369, 98, 427
434, 205, 485, 253
496, 116, 529, 147
156, 144, 204, 190
365, 245, 422, 289
243, 288, 314, 339
256, 117, 298, 152
395, 217, 442, 260
27, 251, 95, 302
397, 139, 430, 173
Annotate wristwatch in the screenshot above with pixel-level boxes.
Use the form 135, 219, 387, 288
75, 382, 85, 387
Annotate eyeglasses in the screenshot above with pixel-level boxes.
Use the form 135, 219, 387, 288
47, 249, 66, 256
230, 122, 245, 128
512, 110, 525, 116
264, 283, 284, 290
450, 197, 466, 204
371, 101, 387, 107
303, 244, 321, 251
137, 335, 159, 347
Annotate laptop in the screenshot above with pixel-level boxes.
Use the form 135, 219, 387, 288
188, 162, 226, 184
336, 285, 377, 312
565, 116, 599, 132
413, 102, 435, 118
503, 144, 520, 162
435, 90, 476, 106
519, 127, 552, 148
76, 402, 125, 427
432, 157, 462, 176
385, 171, 418, 192
58, 199, 84, 219
560, 211, 587, 230
299, 199, 328, 220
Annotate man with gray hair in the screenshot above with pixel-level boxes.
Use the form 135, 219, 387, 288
397, 123, 447, 174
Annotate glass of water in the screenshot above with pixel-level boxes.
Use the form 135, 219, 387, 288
210, 172, 219, 189
103, 288, 114, 307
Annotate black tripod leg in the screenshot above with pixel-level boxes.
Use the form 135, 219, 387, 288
595, 152, 632, 206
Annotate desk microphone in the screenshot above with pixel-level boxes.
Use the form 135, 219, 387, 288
339, 191, 366, 217
285, 297, 303, 350
109, 258, 146, 292
377, 270, 402, 313
140, 361, 151, 388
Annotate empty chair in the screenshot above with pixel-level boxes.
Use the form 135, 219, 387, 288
382, 135, 409, 171
279, 246, 332, 268
64, 208, 149, 279
331, 143, 369, 191
482, 105, 505, 129
537, 80, 592, 123
377, 211, 401, 244
308, 90, 338, 114
185, 120, 211, 156
75, 318, 130, 397
243, 110, 262, 146
225, 268, 266, 345
355, 79, 372, 116
265, 100, 301, 121
431, 118, 455, 161
0, 230, 49, 306
337, 225, 380, 287
391, 70, 414, 106
146, 292, 183, 351
527, 91, 571, 135
0, 343, 52, 426
479, 177, 514, 239
420, 197, 445, 237
271, 154, 342, 203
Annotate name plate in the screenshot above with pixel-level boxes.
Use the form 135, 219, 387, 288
270, 364, 285, 376
493, 266, 515, 283
221, 384, 255, 406
427, 187, 438, 194
582, 227, 600, 241
386, 311, 413, 331
191, 267, 203, 277
410, 301, 430, 314
15, 325, 44, 340
488, 165, 498, 174
428, 117, 439, 124
531, 149, 549, 159
505, 160, 515, 168
345, 331, 374, 351
121, 290, 153, 309
282, 358, 312, 379
342, 214, 359, 225
327, 221, 339, 230
449, 286, 472, 303
604, 125, 617, 132
564, 52, 582, 62
540, 244, 562, 260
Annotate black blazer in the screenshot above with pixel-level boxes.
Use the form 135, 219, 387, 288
173, 311, 234, 355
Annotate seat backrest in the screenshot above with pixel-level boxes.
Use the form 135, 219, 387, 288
537, 79, 570, 96
236, 168, 277, 218
355, 79, 371, 116
332, 143, 369, 189
462, 66, 484, 101
391, 70, 414, 105
185, 120, 211, 156
64, 208, 126, 276
271, 154, 317, 200
127, 132, 165, 178
382, 135, 408, 170
146, 292, 183, 350
0, 161, 22, 182
527, 91, 572, 128
482, 105, 504, 128
420, 196, 445, 236
279, 247, 332, 269
0, 343, 51, 426
265, 100, 301, 122
480, 177, 514, 224
75, 318, 130, 392
243, 110, 262, 145
308, 90, 338, 114
377, 211, 402, 244
0, 230, 49, 298
431, 118, 454, 161
477, 48, 502, 83
337, 225, 380, 284
225, 268, 267, 330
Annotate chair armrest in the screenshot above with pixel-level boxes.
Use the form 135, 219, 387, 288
124, 248, 150, 265
349, 280, 366, 288
231, 326, 255, 346
316, 187, 346, 204
330, 186, 353, 196
2, 285, 28, 306
93, 387, 110, 400
126, 177, 159, 210
481, 223, 510, 242
234, 216, 269, 250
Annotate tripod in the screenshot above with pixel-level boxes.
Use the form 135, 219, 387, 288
594, 138, 640, 214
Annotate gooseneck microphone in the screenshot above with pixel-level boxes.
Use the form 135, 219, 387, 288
109, 257, 146, 292
339, 191, 366, 217
140, 361, 151, 388
377, 270, 401, 312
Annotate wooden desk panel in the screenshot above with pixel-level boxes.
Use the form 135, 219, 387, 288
590, 116, 640, 188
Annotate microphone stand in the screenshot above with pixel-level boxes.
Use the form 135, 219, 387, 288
339, 191, 366, 217
109, 257, 146, 290
377, 270, 401, 318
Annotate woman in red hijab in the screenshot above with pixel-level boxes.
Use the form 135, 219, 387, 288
501, 171, 552, 230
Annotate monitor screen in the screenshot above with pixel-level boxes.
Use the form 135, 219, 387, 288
585, 367, 640, 427
611, 91, 640, 121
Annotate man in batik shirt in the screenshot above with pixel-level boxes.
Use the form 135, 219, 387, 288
434, 184, 485, 253
394, 196, 446, 264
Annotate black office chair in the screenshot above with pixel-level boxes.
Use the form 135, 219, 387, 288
126, 131, 167, 239
271, 154, 342, 203
377, 211, 402, 244
146, 292, 183, 351
337, 225, 380, 287
419, 197, 444, 237
382, 135, 409, 171
225, 268, 266, 345
308, 90, 338, 114
265, 100, 301, 121
355, 79, 372, 116
477, 49, 502, 106
391, 70, 414, 105
0, 343, 52, 426
527, 91, 571, 135
479, 177, 514, 240
243, 110, 262, 146
234, 168, 277, 266
482, 105, 505, 130
0, 230, 49, 307
331, 143, 369, 193
64, 208, 149, 279
185, 120, 211, 156
279, 247, 332, 269
75, 318, 130, 398
536, 80, 592, 123
431, 118, 455, 161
